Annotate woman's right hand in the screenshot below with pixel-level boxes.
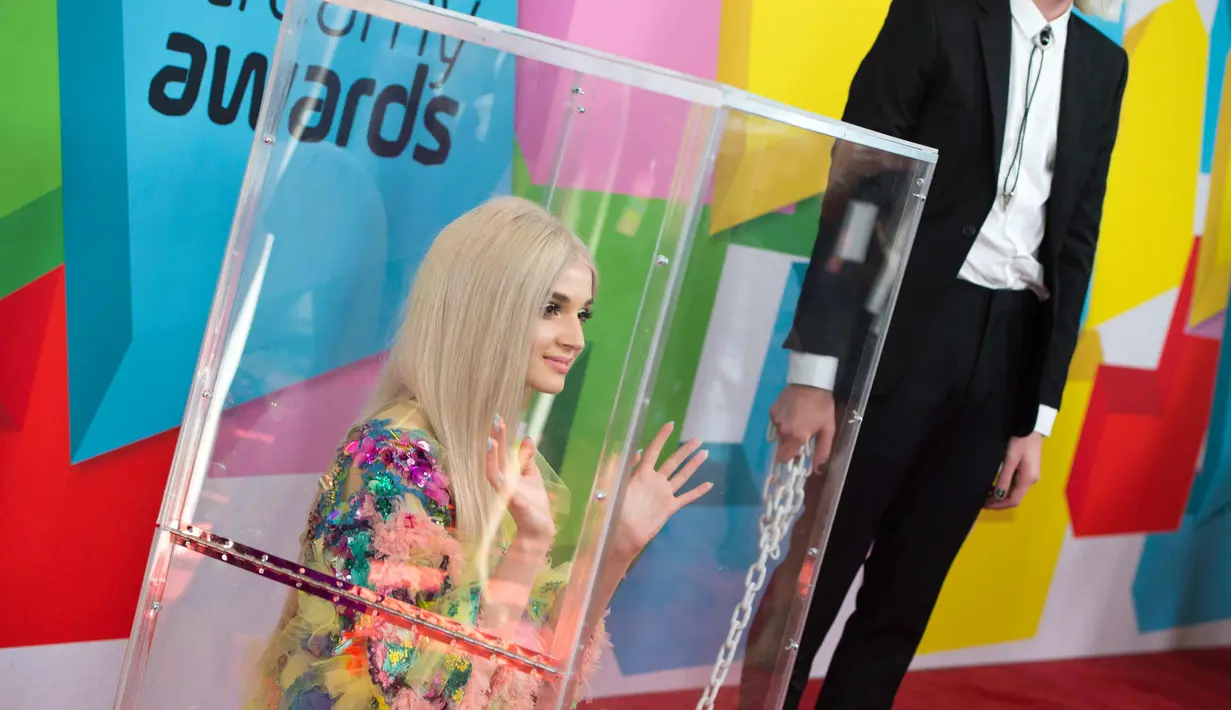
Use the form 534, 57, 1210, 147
609, 422, 713, 563
485, 416, 556, 545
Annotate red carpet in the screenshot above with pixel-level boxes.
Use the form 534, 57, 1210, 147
581, 648, 1231, 709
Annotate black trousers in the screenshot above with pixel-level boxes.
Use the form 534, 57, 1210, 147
740, 279, 1039, 710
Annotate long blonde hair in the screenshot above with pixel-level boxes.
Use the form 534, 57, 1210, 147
365, 196, 595, 542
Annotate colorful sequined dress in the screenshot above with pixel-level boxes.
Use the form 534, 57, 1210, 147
248, 416, 610, 710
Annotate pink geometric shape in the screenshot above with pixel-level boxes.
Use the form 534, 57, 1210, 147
1188, 310, 1225, 340
211, 354, 386, 478
516, 0, 721, 198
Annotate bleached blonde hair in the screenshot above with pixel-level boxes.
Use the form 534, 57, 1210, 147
1074, 0, 1122, 21
365, 196, 595, 543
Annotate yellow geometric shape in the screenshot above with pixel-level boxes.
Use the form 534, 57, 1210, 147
1121, 11, 1155, 54
717, 0, 753, 93
711, 0, 894, 232
1084, 0, 1205, 329
710, 114, 834, 234
919, 380, 1095, 654
743, 0, 891, 118
1192, 52, 1231, 327
1067, 328, 1105, 383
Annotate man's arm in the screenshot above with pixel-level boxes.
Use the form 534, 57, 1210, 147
842, 0, 940, 141
1038, 51, 1130, 411
785, 0, 938, 388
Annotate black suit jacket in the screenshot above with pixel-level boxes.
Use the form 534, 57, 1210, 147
786, 0, 1129, 434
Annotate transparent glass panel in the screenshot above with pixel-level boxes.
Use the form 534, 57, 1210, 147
517, 68, 724, 697
115, 1, 935, 709
130, 528, 570, 707
599, 110, 934, 708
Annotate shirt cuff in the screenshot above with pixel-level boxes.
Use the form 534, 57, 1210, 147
1034, 406, 1058, 437
787, 352, 839, 391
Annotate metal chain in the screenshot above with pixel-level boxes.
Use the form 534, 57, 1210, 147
696, 424, 815, 709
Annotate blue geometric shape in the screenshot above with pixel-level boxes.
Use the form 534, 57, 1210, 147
1135, 276, 1231, 631
1193, 292, 1231, 524
609, 262, 808, 674
59, 0, 134, 463
59, 0, 517, 462
1133, 511, 1231, 631
1202, 0, 1231, 174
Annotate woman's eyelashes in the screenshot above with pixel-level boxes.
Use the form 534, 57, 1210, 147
543, 302, 594, 323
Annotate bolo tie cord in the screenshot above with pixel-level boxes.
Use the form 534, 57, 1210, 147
1001, 30, 1050, 208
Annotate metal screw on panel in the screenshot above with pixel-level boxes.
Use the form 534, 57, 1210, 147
258, 568, 265, 575
654, 254, 670, 267
849, 411, 864, 423
572, 86, 585, 95
202, 390, 212, 399
595, 490, 607, 501
151, 602, 162, 612
917, 178, 925, 185
807, 547, 819, 557
786, 640, 800, 651
263, 135, 274, 145
577, 106, 586, 114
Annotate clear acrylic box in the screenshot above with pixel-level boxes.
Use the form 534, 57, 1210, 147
114, 1, 936, 708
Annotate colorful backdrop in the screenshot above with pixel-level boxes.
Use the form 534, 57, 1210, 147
3, 0, 1231, 706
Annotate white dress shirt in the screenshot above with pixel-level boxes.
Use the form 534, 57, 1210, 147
788, 0, 1069, 437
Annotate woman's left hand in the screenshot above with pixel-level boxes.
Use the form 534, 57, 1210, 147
485, 417, 556, 545
610, 422, 713, 563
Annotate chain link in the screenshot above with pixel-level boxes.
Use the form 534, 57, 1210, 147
695, 424, 815, 709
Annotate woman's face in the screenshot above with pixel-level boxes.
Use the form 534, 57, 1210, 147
526, 260, 594, 395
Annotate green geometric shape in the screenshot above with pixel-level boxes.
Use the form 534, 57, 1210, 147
642, 216, 730, 448
0, 0, 62, 221
728, 196, 822, 259
0, 187, 64, 299
641, 198, 824, 459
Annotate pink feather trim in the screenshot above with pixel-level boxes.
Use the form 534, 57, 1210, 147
456, 664, 494, 710
488, 667, 542, 708
369, 510, 465, 580
389, 688, 439, 710
367, 561, 448, 594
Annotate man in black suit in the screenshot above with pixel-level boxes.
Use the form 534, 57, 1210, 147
740, 1, 1128, 708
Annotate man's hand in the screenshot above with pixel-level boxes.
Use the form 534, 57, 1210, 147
770, 384, 837, 466
985, 433, 1044, 509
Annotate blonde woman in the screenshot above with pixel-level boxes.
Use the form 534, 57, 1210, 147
252, 196, 711, 709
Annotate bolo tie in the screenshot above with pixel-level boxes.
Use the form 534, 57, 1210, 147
1001, 25, 1053, 208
